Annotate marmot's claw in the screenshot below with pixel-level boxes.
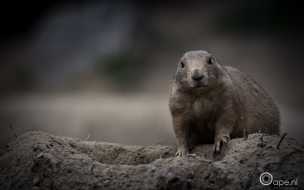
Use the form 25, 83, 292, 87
176, 148, 190, 157
213, 135, 230, 154
186, 153, 196, 157
221, 136, 230, 146
213, 140, 221, 155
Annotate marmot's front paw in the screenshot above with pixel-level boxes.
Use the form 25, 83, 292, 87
176, 147, 190, 157
213, 135, 230, 154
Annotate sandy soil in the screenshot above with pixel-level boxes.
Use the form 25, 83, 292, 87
0, 131, 303, 190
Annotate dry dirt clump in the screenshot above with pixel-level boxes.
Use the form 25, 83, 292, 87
0, 131, 303, 189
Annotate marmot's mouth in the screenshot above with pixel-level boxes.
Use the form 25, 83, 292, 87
193, 84, 207, 88
192, 81, 207, 88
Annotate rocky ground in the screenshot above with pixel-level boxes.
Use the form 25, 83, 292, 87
0, 131, 303, 190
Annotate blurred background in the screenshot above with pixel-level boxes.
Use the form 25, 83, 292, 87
1, 1, 304, 146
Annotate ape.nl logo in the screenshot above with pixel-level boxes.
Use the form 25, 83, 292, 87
260, 172, 298, 189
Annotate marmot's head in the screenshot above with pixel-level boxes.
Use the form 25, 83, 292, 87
173, 51, 221, 89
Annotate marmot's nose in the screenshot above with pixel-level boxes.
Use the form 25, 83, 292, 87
192, 74, 203, 81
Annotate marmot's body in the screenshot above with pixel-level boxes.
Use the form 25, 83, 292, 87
169, 51, 280, 156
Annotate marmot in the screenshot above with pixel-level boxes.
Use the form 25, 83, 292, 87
169, 51, 280, 156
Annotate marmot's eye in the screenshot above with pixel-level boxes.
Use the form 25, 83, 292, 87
208, 58, 213, 65
180, 61, 185, 68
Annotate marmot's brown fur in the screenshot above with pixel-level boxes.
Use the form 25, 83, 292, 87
169, 51, 280, 156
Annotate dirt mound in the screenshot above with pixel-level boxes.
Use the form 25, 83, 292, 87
1, 132, 303, 189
